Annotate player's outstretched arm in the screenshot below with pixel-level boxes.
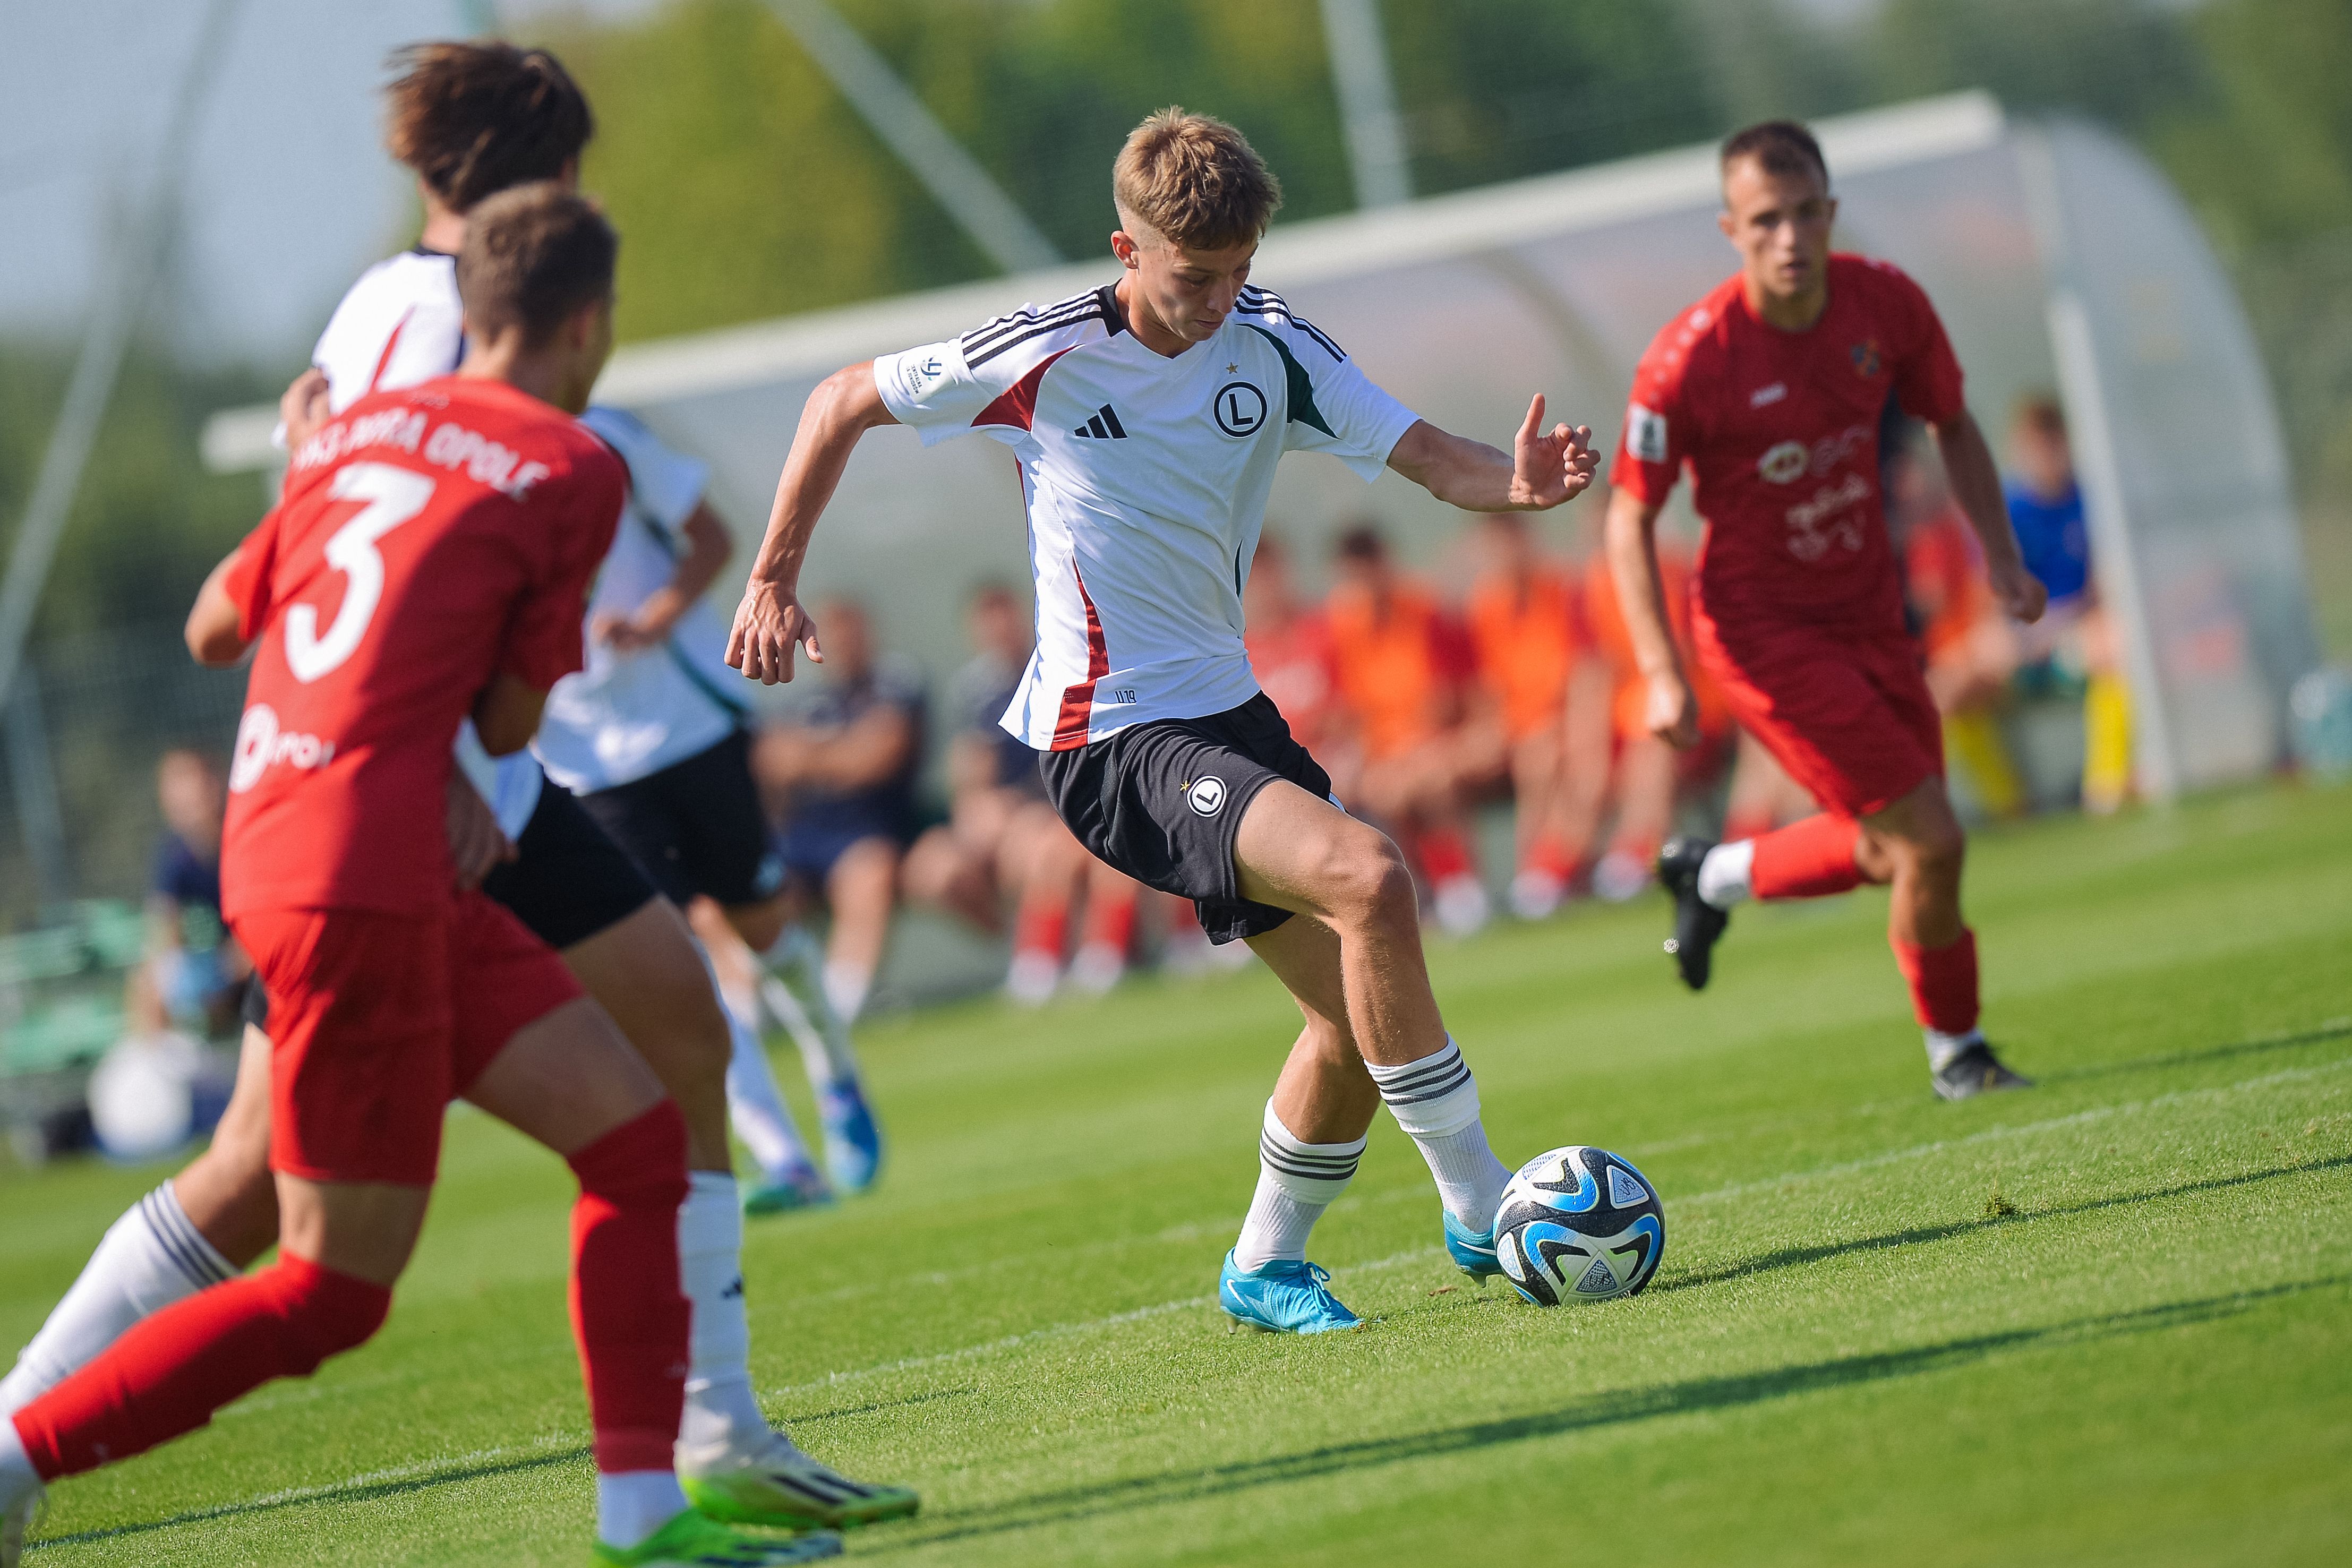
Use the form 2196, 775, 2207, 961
184, 550, 251, 667
1385, 393, 1598, 512
729, 361, 901, 684
1603, 486, 1700, 750
1932, 408, 2048, 625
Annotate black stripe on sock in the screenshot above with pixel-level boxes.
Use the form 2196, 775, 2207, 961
1374, 1056, 1472, 1106
141, 1190, 229, 1289
1261, 1143, 1362, 1182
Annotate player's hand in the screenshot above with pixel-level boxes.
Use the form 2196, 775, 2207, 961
727, 577, 824, 684
593, 602, 676, 654
1508, 395, 1599, 510
279, 367, 331, 450
445, 775, 516, 892
1989, 560, 2048, 626
1645, 671, 1700, 750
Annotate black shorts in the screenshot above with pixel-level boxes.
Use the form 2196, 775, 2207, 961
483, 777, 662, 950
1038, 692, 1329, 945
577, 730, 785, 910
242, 776, 655, 1034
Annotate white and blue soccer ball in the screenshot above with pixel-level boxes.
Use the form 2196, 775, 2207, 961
1494, 1145, 1665, 1305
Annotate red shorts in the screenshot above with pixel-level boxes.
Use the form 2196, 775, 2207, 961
233, 892, 583, 1185
1694, 613, 1943, 820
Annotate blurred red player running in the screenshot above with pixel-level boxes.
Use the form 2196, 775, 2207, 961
1603, 119, 2047, 1101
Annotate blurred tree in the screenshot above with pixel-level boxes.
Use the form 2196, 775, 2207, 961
0, 342, 269, 642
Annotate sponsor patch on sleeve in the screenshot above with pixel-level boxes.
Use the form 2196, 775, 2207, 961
1626, 401, 1669, 465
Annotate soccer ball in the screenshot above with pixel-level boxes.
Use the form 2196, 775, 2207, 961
1494, 1145, 1665, 1305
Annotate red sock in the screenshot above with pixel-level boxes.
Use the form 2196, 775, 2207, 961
1012, 897, 1069, 962
1523, 833, 1577, 880
1415, 827, 1474, 884
1079, 887, 1139, 956
567, 1101, 691, 1476
1891, 928, 1981, 1034
12, 1254, 388, 1480
1748, 813, 1864, 901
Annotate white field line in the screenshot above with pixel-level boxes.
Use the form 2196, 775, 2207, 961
765, 1054, 2352, 1402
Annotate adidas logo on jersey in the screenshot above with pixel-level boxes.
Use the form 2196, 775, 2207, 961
1072, 404, 1128, 440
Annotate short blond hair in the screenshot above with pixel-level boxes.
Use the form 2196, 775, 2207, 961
1113, 108, 1282, 251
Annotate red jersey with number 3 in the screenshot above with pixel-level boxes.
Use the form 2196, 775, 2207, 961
1607, 254, 1964, 637
219, 375, 623, 919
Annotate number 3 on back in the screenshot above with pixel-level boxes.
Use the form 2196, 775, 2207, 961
285, 462, 436, 683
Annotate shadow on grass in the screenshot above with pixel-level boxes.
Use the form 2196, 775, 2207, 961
1650, 1153, 2352, 1295
2039, 1018, 2352, 1084
864, 1273, 2349, 1555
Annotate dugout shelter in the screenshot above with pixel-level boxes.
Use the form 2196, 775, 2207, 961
207, 92, 2318, 801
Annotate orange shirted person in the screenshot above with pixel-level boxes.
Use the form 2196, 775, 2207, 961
1322, 525, 1491, 935
1581, 539, 1732, 899
1461, 512, 1594, 918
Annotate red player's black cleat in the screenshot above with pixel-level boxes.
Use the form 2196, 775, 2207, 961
1930, 1040, 2034, 1100
1655, 836, 1729, 992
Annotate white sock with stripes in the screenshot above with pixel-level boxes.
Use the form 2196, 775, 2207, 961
1233, 1101, 1365, 1271
0, 1182, 237, 1416
1365, 1038, 1513, 1233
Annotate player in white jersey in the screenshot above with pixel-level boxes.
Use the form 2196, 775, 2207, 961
0, 42, 913, 1539
731, 110, 1602, 1332
542, 406, 885, 1209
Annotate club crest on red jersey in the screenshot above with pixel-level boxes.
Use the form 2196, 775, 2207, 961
1850, 338, 1884, 379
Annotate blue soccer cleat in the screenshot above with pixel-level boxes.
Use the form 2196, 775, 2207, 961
817, 1078, 883, 1196
743, 1160, 832, 1217
1442, 1210, 1503, 1284
1218, 1250, 1361, 1334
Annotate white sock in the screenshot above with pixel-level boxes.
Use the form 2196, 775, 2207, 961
821, 958, 873, 1029
715, 986, 816, 1181
1925, 1026, 1986, 1070
760, 972, 859, 1092
0, 1412, 37, 1512
1365, 1039, 1513, 1232
1696, 839, 1755, 909
676, 1171, 769, 1459
596, 1469, 689, 1550
1, 1183, 236, 1415
1233, 1101, 1364, 1271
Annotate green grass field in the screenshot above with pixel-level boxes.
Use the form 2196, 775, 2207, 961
6, 782, 2349, 1565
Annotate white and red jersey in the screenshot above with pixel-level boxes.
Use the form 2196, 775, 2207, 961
874, 282, 1420, 750
312, 249, 467, 415
1608, 254, 1965, 639
220, 376, 623, 918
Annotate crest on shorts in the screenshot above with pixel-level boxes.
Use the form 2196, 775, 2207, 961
1850, 338, 1883, 379
1185, 776, 1229, 817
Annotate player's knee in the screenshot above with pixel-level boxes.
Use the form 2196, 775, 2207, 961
267, 1257, 394, 1375
1318, 829, 1416, 930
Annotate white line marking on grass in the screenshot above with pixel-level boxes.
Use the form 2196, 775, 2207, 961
767, 1055, 2352, 1403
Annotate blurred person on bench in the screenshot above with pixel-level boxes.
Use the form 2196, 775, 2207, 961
129, 750, 250, 1040
1582, 529, 1735, 900
901, 582, 1143, 1003
1891, 429, 2025, 819
749, 597, 923, 1026
1461, 513, 1604, 920
2004, 393, 2132, 813
1323, 524, 1490, 936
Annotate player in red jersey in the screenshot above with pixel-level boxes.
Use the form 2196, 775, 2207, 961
0, 190, 826, 1568
1605, 121, 2047, 1101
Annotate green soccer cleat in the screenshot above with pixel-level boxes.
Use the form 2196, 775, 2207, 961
742, 1163, 833, 1217
680, 1433, 920, 1530
1442, 1210, 1503, 1284
589, 1507, 840, 1566
1218, 1249, 1362, 1333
